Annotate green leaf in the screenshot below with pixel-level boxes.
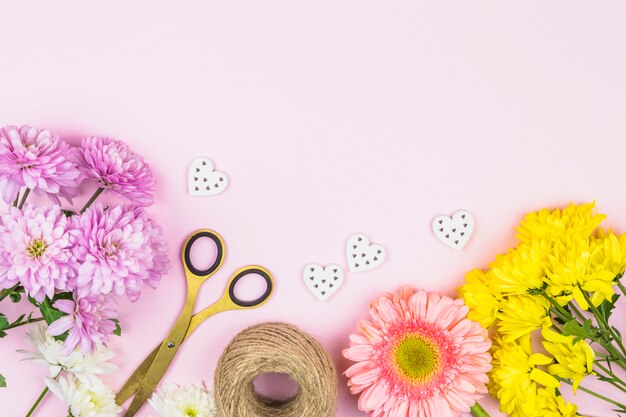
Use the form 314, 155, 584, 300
111, 319, 122, 336
39, 297, 66, 325
0, 373, 6, 388
561, 319, 596, 343
9, 292, 21, 303
597, 293, 620, 321
0, 314, 7, 338
52, 292, 73, 302
611, 326, 622, 343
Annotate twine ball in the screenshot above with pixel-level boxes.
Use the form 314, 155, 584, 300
214, 322, 337, 417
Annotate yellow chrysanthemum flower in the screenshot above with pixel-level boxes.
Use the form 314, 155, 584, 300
497, 295, 552, 342
458, 269, 501, 328
546, 238, 615, 309
589, 231, 626, 282
490, 335, 559, 417
536, 387, 581, 417
490, 241, 550, 295
516, 202, 606, 244
542, 329, 594, 392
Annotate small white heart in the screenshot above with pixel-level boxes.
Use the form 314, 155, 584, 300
188, 157, 228, 196
346, 233, 386, 273
303, 263, 344, 301
432, 210, 474, 250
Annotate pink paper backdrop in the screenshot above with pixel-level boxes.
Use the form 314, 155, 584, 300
2, 1, 626, 416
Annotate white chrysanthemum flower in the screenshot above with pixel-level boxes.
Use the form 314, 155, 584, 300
149, 382, 217, 417
46, 376, 122, 417
17, 322, 116, 385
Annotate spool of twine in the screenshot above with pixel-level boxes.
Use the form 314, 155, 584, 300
214, 322, 337, 417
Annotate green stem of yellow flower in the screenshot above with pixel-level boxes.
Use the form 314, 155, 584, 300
618, 280, 626, 300
549, 307, 569, 324
557, 377, 626, 410
17, 188, 30, 210
24, 386, 48, 417
582, 290, 626, 359
470, 402, 490, 417
568, 302, 587, 322
80, 187, 105, 214
542, 293, 573, 322
593, 361, 626, 393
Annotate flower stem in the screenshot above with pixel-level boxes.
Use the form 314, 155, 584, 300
5, 317, 44, 330
618, 280, 626, 301
568, 302, 587, 322
594, 361, 626, 392
558, 377, 626, 409
0, 283, 20, 302
470, 402, 491, 417
17, 188, 30, 210
13, 191, 19, 207
80, 187, 104, 214
25, 386, 48, 417
582, 290, 626, 359
542, 293, 573, 322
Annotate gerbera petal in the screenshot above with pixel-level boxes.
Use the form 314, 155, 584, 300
359, 382, 389, 411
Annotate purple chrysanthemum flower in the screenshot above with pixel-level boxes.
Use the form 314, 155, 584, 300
75, 136, 156, 207
47, 292, 117, 355
72, 203, 170, 302
0, 204, 78, 302
0, 125, 82, 204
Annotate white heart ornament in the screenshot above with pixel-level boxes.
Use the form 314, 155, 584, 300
346, 233, 386, 273
303, 263, 344, 301
432, 210, 474, 250
188, 157, 228, 196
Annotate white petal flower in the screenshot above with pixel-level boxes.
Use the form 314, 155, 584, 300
46, 376, 122, 417
149, 382, 217, 417
17, 322, 116, 384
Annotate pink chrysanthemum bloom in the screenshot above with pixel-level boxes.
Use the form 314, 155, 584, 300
0, 125, 81, 204
47, 292, 117, 355
343, 285, 492, 417
0, 204, 78, 302
72, 203, 170, 302
75, 136, 156, 207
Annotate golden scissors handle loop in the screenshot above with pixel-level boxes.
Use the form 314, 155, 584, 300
182, 229, 225, 278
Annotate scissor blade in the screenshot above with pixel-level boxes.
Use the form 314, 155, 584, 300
116, 345, 159, 405
123, 309, 192, 417
123, 336, 185, 417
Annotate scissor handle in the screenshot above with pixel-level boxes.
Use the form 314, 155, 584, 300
226, 266, 274, 308
182, 229, 225, 277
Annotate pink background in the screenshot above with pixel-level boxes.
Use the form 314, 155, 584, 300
1, 1, 626, 416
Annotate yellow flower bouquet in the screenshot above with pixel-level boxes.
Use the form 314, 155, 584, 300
460, 203, 626, 417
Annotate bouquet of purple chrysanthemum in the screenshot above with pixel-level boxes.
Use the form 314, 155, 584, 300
0, 125, 171, 389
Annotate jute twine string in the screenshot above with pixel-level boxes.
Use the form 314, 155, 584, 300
214, 322, 337, 417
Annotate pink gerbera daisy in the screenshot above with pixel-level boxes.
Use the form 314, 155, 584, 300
0, 204, 78, 301
72, 203, 170, 301
0, 125, 81, 204
47, 292, 117, 355
74, 136, 156, 207
343, 285, 492, 417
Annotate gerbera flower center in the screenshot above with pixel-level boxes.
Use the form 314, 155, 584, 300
393, 335, 440, 382
27, 239, 47, 258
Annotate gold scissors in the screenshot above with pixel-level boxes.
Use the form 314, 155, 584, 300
115, 229, 274, 417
